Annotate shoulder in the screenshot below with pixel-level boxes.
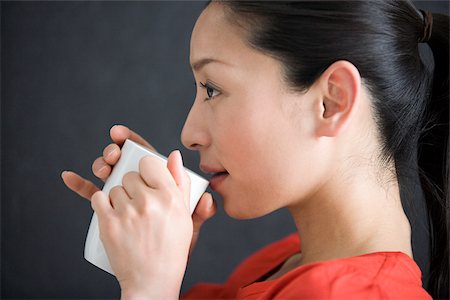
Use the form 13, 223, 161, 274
240, 252, 431, 299
226, 234, 300, 288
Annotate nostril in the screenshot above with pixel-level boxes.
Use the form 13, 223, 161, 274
189, 143, 201, 150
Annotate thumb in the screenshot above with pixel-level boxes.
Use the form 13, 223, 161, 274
167, 150, 191, 209
109, 124, 155, 150
190, 192, 216, 255
192, 192, 216, 229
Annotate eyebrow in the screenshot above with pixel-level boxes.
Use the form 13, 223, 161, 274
191, 58, 229, 71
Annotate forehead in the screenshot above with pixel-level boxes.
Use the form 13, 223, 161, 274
190, 3, 251, 69
189, 3, 288, 92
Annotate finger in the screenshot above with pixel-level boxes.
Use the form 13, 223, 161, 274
109, 185, 131, 210
192, 192, 216, 231
102, 143, 121, 165
139, 155, 176, 190
61, 171, 100, 200
91, 191, 113, 217
190, 192, 216, 255
166, 150, 191, 209
110, 125, 155, 150
92, 157, 111, 181
121, 171, 148, 199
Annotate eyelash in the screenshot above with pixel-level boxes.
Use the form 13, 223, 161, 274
199, 81, 221, 101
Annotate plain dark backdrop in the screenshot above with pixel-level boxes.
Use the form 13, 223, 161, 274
1, 1, 448, 299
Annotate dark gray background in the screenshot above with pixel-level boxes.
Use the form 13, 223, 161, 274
1, 1, 448, 299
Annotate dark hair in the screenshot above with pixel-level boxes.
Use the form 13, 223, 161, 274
211, 1, 449, 298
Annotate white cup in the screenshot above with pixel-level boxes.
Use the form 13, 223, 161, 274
84, 139, 209, 275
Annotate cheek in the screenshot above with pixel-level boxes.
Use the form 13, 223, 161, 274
215, 104, 319, 217
210, 88, 327, 218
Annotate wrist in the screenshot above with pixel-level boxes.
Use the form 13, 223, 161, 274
120, 279, 180, 300
120, 289, 152, 300
117, 258, 187, 300
121, 287, 179, 300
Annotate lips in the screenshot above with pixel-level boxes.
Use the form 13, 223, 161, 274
200, 165, 229, 191
208, 172, 228, 190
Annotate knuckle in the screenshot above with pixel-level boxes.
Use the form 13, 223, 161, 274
142, 192, 154, 204
90, 191, 104, 210
122, 204, 137, 219
122, 171, 139, 186
90, 195, 98, 211
139, 156, 150, 168
140, 200, 157, 216
136, 192, 162, 215
139, 156, 151, 172
162, 188, 183, 208
109, 185, 123, 198
139, 155, 162, 171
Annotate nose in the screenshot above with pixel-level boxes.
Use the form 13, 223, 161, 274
181, 98, 210, 151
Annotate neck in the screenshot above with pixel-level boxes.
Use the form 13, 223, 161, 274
288, 160, 412, 266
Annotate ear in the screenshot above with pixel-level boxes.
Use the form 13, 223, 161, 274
315, 60, 361, 137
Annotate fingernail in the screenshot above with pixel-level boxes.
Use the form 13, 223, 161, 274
61, 171, 67, 179
106, 148, 117, 157
97, 165, 107, 173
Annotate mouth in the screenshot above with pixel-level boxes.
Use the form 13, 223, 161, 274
208, 172, 229, 191
200, 165, 229, 191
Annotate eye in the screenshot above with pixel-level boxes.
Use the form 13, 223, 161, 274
199, 82, 221, 100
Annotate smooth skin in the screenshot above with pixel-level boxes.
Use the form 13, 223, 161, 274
63, 2, 413, 299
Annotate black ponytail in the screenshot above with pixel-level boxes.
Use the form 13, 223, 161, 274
418, 12, 449, 299
212, 1, 449, 298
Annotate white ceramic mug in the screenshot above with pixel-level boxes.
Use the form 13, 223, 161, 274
84, 139, 209, 275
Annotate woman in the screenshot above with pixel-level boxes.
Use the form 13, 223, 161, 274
62, 1, 449, 299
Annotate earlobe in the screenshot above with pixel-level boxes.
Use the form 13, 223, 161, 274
316, 60, 361, 137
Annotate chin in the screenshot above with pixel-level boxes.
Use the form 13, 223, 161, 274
222, 198, 271, 220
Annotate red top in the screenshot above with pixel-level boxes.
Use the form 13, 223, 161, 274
182, 234, 431, 299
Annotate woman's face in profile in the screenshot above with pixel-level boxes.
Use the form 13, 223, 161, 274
182, 3, 329, 218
